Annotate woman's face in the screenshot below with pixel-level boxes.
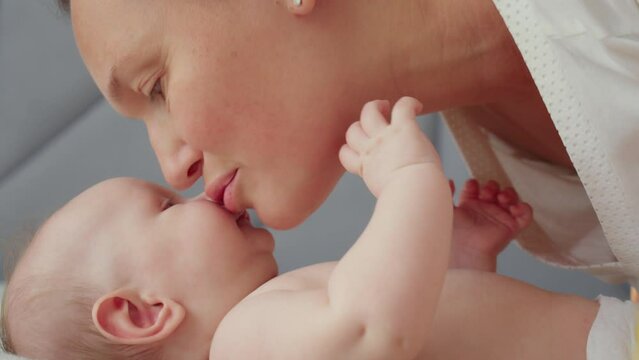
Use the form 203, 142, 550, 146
71, 0, 384, 229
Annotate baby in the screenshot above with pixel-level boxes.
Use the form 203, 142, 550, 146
0, 98, 628, 359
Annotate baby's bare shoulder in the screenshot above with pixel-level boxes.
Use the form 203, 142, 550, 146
210, 262, 361, 360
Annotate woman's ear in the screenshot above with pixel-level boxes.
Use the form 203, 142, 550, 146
92, 288, 185, 345
285, 0, 317, 16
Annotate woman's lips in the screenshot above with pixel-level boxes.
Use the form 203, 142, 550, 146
205, 169, 240, 212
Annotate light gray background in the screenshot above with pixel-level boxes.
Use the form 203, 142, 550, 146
0, 0, 629, 305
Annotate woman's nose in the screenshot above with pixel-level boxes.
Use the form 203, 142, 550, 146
145, 107, 209, 190
160, 147, 203, 190
147, 124, 203, 190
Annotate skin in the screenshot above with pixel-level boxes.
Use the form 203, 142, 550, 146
7, 99, 595, 359
70, 0, 571, 230
216, 98, 594, 360
8, 178, 277, 359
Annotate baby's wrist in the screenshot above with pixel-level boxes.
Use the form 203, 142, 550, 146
382, 161, 446, 190
393, 160, 443, 177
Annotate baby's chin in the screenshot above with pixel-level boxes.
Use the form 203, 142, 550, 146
242, 225, 276, 254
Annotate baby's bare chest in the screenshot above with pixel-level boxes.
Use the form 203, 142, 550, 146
229, 261, 430, 360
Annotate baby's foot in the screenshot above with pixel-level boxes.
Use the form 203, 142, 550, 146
449, 179, 532, 273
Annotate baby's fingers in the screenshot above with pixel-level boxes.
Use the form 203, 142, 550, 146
346, 121, 369, 152
360, 100, 390, 136
339, 144, 361, 175
391, 97, 423, 126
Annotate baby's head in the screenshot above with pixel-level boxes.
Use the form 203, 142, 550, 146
1, 178, 277, 359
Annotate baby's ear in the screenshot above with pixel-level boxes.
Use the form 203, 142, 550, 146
92, 288, 185, 345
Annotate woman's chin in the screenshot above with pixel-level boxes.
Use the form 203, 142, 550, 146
255, 180, 336, 229
256, 205, 313, 230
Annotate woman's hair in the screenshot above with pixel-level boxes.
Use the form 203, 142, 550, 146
57, 0, 70, 13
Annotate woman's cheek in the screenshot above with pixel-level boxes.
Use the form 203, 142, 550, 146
169, 92, 229, 150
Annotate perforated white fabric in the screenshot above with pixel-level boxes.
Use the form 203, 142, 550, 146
444, 0, 639, 286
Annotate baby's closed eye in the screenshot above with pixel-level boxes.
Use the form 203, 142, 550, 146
149, 77, 165, 102
161, 197, 176, 211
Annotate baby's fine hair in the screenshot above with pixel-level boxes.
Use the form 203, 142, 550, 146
0, 231, 162, 359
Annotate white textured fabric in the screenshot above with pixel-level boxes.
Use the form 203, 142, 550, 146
587, 295, 635, 360
488, 134, 618, 266
445, 0, 639, 286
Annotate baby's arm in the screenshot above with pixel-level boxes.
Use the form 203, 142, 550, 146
211, 98, 452, 359
328, 97, 452, 358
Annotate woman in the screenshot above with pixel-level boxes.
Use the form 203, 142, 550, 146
63, 0, 639, 284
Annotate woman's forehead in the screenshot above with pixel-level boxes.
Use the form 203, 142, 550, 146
71, 0, 166, 85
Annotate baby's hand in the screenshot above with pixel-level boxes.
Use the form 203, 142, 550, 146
339, 97, 441, 197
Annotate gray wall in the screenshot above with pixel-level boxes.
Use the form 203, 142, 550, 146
0, 0, 629, 303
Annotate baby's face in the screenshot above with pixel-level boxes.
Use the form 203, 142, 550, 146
14, 178, 277, 332
70, 0, 371, 229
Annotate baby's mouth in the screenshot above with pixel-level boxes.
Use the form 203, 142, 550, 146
236, 210, 251, 226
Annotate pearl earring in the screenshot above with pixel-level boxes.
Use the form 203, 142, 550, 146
293, 0, 302, 7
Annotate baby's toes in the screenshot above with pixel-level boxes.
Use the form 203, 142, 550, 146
509, 203, 533, 231
497, 187, 519, 210
478, 180, 500, 203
